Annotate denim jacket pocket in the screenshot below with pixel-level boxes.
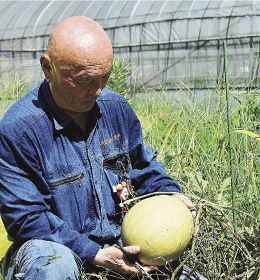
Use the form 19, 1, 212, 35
103, 153, 130, 174
47, 169, 85, 231
49, 172, 84, 187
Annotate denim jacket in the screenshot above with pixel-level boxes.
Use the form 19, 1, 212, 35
0, 80, 180, 263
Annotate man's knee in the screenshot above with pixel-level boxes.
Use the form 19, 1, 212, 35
14, 239, 81, 280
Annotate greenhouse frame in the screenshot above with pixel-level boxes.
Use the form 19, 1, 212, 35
0, 0, 260, 90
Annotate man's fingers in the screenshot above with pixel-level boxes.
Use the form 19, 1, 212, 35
133, 263, 158, 277
173, 193, 197, 218
142, 265, 158, 273
174, 193, 194, 207
123, 245, 140, 255
190, 208, 197, 219
120, 246, 157, 276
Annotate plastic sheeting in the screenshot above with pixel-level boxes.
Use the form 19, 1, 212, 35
0, 0, 259, 89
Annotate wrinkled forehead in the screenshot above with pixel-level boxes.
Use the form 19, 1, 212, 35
73, 59, 113, 76
52, 39, 113, 75
55, 53, 113, 77
75, 45, 113, 66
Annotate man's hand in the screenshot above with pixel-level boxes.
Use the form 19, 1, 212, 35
173, 193, 197, 219
92, 245, 157, 275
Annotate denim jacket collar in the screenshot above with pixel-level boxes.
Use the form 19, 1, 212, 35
40, 79, 102, 131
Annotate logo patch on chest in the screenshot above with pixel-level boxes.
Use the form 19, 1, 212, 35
100, 133, 121, 146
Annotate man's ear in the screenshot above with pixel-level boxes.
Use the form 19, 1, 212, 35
40, 54, 53, 81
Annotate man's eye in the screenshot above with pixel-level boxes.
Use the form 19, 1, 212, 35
75, 77, 93, 84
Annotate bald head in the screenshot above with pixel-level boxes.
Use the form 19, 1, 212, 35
40, 16, 113, 115
47, 16, 112, 65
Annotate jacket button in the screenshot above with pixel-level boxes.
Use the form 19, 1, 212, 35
79, 229, 84, 233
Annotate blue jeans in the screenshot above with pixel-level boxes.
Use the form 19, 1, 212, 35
1, 240, 207, 280
1, 240, 81, 280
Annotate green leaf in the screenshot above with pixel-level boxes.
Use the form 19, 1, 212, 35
234, 129, 260, 141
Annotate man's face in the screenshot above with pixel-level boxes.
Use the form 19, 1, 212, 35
49, 53, 112, 113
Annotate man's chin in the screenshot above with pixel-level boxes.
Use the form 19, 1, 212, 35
64, 105, 95, 115
78, 103, 96, 113
86, 103, 96, 111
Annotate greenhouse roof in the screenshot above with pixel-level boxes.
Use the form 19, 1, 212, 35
0, 0, 260, 41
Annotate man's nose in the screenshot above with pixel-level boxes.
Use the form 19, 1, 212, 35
88, 79, 102, 96
88, 88, 101, 97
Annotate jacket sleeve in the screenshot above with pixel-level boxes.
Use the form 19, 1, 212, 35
126, 101, 181, 195
0, 131, 100, 263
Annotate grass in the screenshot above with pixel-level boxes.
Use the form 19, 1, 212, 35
0, 71, 259, 279
0, 74, 29, 116
130, 84, 259, 279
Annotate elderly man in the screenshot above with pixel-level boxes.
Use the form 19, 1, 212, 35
0, 16, 201, 279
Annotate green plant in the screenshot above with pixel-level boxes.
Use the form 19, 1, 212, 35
0, 75, 29, 117
107, 59, 131, 97
223, 41, 237, 229
131, 86, 259, 279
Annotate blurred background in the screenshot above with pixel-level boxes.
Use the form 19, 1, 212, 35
0, 0, 259, 91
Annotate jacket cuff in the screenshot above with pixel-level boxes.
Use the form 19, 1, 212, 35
159, 184, 182, 193
75, 236, 101, 263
